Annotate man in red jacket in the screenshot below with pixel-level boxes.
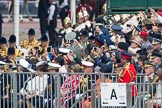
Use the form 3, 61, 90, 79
118, 51, 137, 106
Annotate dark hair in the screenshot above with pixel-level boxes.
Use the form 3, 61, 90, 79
146, 25, 152, 31
55, 56, 64, 66
21, 67, 29, 72
37, 64, 48, 72
138, 55, 147, 61
7, 47, 15, 55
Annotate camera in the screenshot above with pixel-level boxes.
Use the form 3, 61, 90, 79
126, 24, 131, 27
16, 60, 19, 64
93, 47, 97, 51
70, 40, 74, 43
34, 46, 39, 51
8, 64, 13, 69
95, 32, 99, 37
47, 46, 52, 52
25, 56, 30, 60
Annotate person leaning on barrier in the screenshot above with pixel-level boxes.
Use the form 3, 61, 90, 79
145, 67, 162, 108
84, 66, 113, 108
24, 61, 49, 108
20, 28, 40, 49
55, 63, 81, 108
142, 61, 159, 103
17, 59, 36, 108
44, 62, 61, 108
76, 61, 98, 100
0, 61, 12, 108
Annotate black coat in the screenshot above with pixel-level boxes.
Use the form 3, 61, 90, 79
0, 73, 11, 96
0, 13, 3, 23
38, 0, 50, 18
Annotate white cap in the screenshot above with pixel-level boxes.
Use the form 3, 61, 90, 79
59, 48, 70, 54
36, 61, 47, 67
95, 23, 104, 27
19, 59, 31, 69
109, 45, 117, 50
48, 63, 61, 69
19, 59, 36, 72
0, 61, 6, 65
81, 61, 94, 67
28, 68, 36, 73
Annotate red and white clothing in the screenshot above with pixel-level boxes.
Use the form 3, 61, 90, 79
53, 75, 80, 105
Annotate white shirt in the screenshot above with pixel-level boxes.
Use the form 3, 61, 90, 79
25, 74, 49, 96
155, 80, 162, 104
59, 65, 67, 73
59, 0, 68, 8
48, 2, 56, 21
157, 15, 162, 23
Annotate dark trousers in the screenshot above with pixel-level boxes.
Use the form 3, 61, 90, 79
28, 96, 44, 108
48, 21, 57, 46
59, 6, 69, 27
1, 98, 11, 108
0, 23, 2, 37
39, 17, 47, 35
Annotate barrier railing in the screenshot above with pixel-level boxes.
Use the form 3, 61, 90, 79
0, 72, 161, 108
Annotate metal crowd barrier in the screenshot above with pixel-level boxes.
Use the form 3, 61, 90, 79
0, 72, 162, 108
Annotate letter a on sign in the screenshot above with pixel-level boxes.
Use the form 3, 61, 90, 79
101, 83, 127, 107
110, 89, 117, 99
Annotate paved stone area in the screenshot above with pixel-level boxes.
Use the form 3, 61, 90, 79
2, 18, 62, 44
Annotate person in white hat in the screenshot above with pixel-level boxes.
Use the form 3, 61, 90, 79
44, 62, 61, 108
75, 60, 98, 103
81, 60, 94, 73
53, 63, 81, 108
18, 59, 35, 73
48, 62, 61, 73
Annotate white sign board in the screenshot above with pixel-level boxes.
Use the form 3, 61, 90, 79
101, 83, 127, 107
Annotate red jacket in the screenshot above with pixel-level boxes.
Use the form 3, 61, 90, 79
118, 63, 138, 97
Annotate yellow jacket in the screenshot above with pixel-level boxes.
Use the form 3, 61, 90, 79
20, 39, 40, 49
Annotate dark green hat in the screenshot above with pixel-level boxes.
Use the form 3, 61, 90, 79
0, 37, 7, 44
40, 34, 48, 42
7, 47, 15, 55
8, 34, 16, 43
